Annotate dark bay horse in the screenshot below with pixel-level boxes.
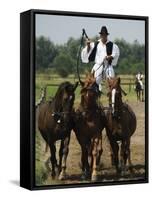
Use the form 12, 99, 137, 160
73, 74, 106, 181
135, 78, 144, 102
105, 77, 137, 176
38, 81, 78, 180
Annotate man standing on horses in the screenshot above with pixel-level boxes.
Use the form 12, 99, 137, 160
81, 26, 120, 92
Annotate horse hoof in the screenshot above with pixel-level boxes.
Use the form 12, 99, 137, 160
81, 174, 87, 181
81, 172, 90, 181
116, 168, 121, 176
120, 169, 127, 177
81, 175, 85, 181
91, 174, 98, 182
58, 172, 66, 180
51, 174, 56, 180
55, 166, 60, 176
121, 171, 125, 177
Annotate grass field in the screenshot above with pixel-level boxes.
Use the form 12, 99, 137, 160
35, 73, 146, 186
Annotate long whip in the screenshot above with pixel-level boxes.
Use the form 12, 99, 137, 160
76, 29, 88, 84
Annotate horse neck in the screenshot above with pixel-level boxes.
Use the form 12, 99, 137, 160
53, 94, 73, 113
52, 94, 63, 112
114, 97, 124, 114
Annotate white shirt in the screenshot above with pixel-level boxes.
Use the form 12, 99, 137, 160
81, 39, 120, 66
136, 73, 143, 81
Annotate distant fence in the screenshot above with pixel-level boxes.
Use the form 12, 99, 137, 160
43, 82, 145, 93
36, 74, 145, 93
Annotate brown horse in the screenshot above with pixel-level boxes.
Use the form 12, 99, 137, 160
38, 81, 78, 180
73, 74, 106, 181
105, 77, 137, 176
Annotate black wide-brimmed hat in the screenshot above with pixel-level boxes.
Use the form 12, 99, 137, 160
99, 26, 109, 35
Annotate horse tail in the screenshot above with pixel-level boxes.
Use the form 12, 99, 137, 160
45, 143, 49, 153
36, 85, 47, 109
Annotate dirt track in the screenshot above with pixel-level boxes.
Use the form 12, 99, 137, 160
36, 100, 146, 186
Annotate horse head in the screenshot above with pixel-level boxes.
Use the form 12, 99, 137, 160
107, 77, 127, 116
80, 73, 99, 108
54, 81, 78, 125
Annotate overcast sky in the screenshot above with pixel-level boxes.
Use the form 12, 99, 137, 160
36, 14, 145, 44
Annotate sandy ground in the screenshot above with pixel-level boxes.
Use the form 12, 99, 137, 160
36, 100, 146, 186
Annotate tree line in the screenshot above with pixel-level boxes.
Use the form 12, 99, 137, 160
36, 36, 145, 77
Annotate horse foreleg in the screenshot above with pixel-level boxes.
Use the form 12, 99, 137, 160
80, 144, 90, 180
96, 136, 103, 168
110, 145, 115, 166
125, 138, 134, 174
109, 139, 119, 174
141, 90, 144, 101
91, 137, 99, 181
59, 140, 64, 173
137, 91, 139, 102
120, 140, 126, 176
120, 138, 133, 176
139, 91, 142, 102
58, 136, 70, 180
49, 142, 57, 178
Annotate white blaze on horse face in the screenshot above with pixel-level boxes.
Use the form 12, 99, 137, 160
112, 88, 116, 114
86, 91, 89, 97
69, 95, 73, 100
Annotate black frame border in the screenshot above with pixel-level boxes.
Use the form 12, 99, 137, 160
20, 9, 149, 190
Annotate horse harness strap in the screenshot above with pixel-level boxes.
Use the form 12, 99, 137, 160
51, 111, 71, 124
76, 106, 105, 120
104, 104, 127, 121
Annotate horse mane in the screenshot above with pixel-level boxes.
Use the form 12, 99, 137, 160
107, 77, 122, 92
80, 73, 98, 108
82, 73, 96, 89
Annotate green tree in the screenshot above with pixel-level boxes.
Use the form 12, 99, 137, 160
36, 36, 58, 70
114, 39, 145, 74
53, 53, 75, 77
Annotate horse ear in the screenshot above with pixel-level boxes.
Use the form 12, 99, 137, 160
73, 81, 79, 91
106, 78, 111, 84
117, 77, 121, 84
80, 80, 85, 87
85, 72, 90, 78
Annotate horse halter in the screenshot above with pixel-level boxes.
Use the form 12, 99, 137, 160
85, 82, 100, 96
52, 110, 72, 124
52, 94, 74, 124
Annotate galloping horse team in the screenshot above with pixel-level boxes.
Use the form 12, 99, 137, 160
37, 74, 137, 181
